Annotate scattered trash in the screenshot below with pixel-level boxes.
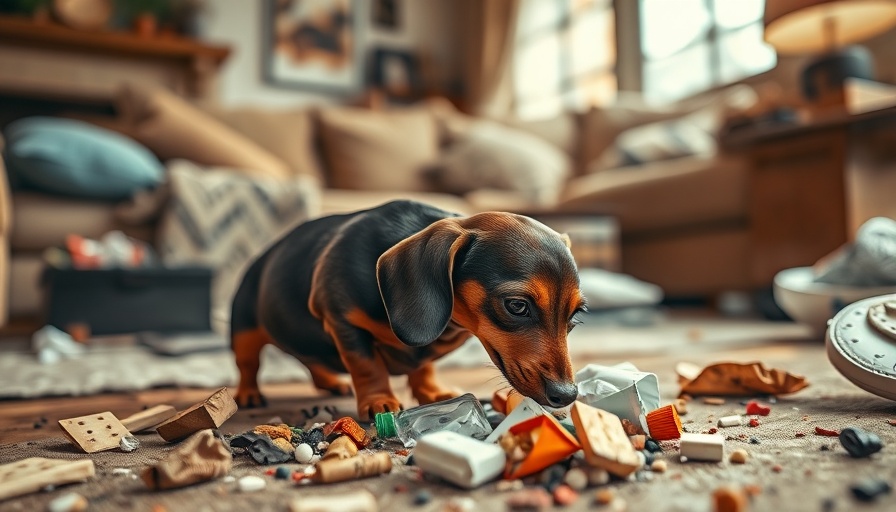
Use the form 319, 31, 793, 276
729, 449, 748, 464
294, 443, 314, 463
795, 432, 806, 438
673, 398, 688, 416
141, 430, 232, 490
506, 487, 552, 511
289, 490, 379, 512
712, 485, 748, 512
254, 424, 292, 441
850, 478, 892, 502
677, 361, 809, 397
571, 402, 641, 478
552, 484, 578, 506
644, 439, 662, 453
443, 496, 476, 512
274, 466, 291, 480
537, 464, 565, 491
702, 397, 726, 406
237, 475, 266, 492
575, 363, 660, 433
645, 404, 683, 440
323, 417, 371, 448
744, 401, 771, 416
771, 464, 783, 473
679, 433, 724, 462
120, 405, 177, 433
156, 388, 237, 442
748, 418, 760, 428
650, 459, 668, 473
322, 436, 358, 460
888, 419, 896, 426
58, 411, 131, 453
839, 427, 883, 458
586, 467, 610, 486
486, 397, 546, 443
563, 467, 588, 491
119, 435, 140, 453
375, 393, 492, 448
273, 437, 294, 454
230, 432, 293, 465
111, 468, 132, 476
413, 489, 433, 505
594, 488, 615, 505
47, 492, 88, 512
311, 452, 392, 484
718, 415, 742, 428
415, 431, 505, 488
814, 427, 839, 437
496, 479, 525, 492
32, 325, 86, 365
500, 412, 580, 479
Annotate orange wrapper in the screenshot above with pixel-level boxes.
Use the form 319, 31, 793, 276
645, 405, 682, 441
323, 417, 370, 448
503, 413, 580, 479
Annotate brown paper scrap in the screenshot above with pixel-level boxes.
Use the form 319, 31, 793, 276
677, 361, 809, 397
141, 429, 232, 490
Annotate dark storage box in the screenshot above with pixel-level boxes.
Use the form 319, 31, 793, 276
41, 266, 213, 335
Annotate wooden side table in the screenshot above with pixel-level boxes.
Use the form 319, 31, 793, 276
723, 103, 896, 287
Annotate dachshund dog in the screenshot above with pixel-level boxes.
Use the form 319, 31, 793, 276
231, 200, 586, 419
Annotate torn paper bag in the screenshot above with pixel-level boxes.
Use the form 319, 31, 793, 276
575, 362, 660, 433
677, 361, 809, 397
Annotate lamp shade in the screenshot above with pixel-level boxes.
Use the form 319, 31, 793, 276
765, 0, 896, 55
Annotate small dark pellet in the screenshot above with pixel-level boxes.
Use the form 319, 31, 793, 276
274, 466, 291, 480
644, 439, 662, 453
641, 450, 655, 466
750, 437, 761, 444
821, 497, 836, 512
839, 427, 883, 458
413, 489, 433, 506
851, 478, 891, 502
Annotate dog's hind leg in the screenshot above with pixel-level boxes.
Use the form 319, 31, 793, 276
408, 362, 462, 405
306, 362, 353, 397
232, 328, 271, 408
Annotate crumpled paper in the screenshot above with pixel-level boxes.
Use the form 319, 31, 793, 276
814, 217, 896, 286
676, 361, 809, 397
575, 362, 660, 433
32, 325, 85, 365
141, 429, 232, 490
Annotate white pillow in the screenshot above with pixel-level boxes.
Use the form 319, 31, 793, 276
428, 120, 570, 206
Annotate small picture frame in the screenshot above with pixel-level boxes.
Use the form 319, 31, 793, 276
372, 0, 401, 30
262, 0, 363, 94
369, 47, 422, 100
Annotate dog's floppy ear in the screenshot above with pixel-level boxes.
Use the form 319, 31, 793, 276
376, 219, 469, 347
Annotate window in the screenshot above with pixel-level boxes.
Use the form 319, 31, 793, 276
513, 0, 616, 120
640, 0, 776, 104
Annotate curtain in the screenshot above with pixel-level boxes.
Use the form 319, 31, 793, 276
458, 0, 521, 117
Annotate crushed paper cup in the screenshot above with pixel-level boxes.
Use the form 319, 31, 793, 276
575, 362, 660, 433
502, 413, 580, 479
486, 397, 546, 443
676, 361, 809, 397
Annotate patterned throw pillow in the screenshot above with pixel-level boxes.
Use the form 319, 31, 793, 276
592, 109, 718, 172
157, 160, 320, 310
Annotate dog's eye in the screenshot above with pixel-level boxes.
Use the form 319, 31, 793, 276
505, 299, 530, 317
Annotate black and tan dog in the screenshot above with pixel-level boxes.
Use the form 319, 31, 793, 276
231, 200, 586, 419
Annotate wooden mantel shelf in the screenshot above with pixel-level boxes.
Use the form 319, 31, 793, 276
0, 15, 230, 65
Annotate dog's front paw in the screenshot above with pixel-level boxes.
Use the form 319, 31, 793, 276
234, 386, 268, 408
412, 387, 463, 406
357, 393, 403, 421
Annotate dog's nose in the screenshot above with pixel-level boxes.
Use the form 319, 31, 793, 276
544, 380, 578, 407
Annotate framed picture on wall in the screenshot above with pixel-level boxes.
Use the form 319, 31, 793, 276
262, 0, 362, 94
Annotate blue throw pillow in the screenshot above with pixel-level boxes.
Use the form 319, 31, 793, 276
3, 117, 164, 200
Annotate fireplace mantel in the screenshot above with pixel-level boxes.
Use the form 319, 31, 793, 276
0, 15, 231, 103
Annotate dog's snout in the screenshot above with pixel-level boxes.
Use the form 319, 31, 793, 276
544, 380, 577, 408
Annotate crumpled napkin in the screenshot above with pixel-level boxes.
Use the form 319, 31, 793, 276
141, 429, 232, 490
814, 217, 896, 286
575, 362, 660, 433
677, 361, 809, 397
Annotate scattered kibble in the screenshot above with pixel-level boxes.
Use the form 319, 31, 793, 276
238, 475, 266, 492
294, 443, 314, 463
850, 478, 892, 502
394, 484, 409, 493
553, 484, 579, 506
644, 439, 662, 453
745, 401, 770, 416
707, 428, 718, 435
887, 419, 896, 427
629, 434, 646, 450
703, 397, 726, 405
795, 432, 806, 438
48, 492, 88, 512
587, 468, 610, 486
594, 488, 615, 505
674, 398, 688, 416
650, 460, 667, 473
815, 427, 839, 437
839, 427, 883, 458
563, 468, 588, 492
274, 466, 291, 480
713, 486, 748, 512
748, 418, 760, 428
749, 437, 760, 444
413, 489, 433, 506
729, 449, 748, 464
771, 464, 783, 473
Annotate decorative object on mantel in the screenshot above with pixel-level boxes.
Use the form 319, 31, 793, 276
51, 0, 113, 30
369, 47, 423, 103
262, 0, 362, 94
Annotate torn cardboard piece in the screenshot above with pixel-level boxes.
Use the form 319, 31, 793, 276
676, 361, 809, 397
415, 431, 506, 488
311, 452, 392, 484
486, 397, 546, 443
120, 405, 176, 433
500, 412, 580, 479
575, 362, 660, 433
58, 412, 131, 453
142, 429, 232, 490
571, 402, 642, 478
156, 387, 237, 442
0, 458, 95, 501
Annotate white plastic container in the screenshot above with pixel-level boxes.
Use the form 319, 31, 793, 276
413, 431, 506, 488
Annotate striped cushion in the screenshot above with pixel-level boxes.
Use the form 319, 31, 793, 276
592, 109, 717, 172
157, 160, 320, 309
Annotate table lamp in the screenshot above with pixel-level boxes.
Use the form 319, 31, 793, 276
765, 0, 896, 107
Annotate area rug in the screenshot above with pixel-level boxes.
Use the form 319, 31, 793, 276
0, 313, 812, 399
1, 340, 894, 512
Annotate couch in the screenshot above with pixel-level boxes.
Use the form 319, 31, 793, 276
0, 84, 757, 327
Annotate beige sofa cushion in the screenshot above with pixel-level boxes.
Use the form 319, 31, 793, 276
557, 156, 747, 234
317, 107, 439, 192
202, 106, 324, 181
10, 192, 153, 251
117, 84, 291, 180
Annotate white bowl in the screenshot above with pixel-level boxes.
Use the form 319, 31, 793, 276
773, 267, 896, 336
